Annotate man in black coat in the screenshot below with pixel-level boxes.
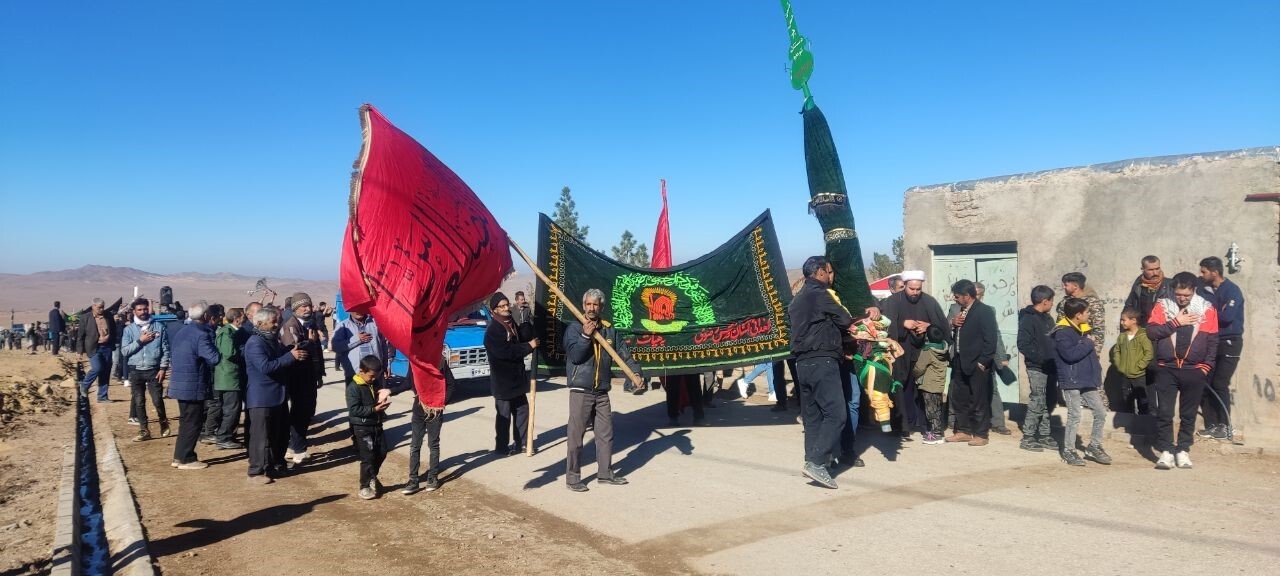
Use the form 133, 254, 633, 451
280, 292, 323, 464
788, 256, 854, 489
880, 270, 949, 439
78, 298, 119, 402
483, 292, 538, 456
1123, 255, 1173, 327
945, 279, 999, 446
48, 301, 67, 356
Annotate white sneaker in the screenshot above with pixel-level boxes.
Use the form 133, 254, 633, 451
768, 392, 777, 402
736, 378, 749, 399
1175, 451, 1193, 469
292, 450, 309, 464
1155, 451, 1175, 470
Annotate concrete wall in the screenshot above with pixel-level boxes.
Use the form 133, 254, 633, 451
902, 147, 1280, 448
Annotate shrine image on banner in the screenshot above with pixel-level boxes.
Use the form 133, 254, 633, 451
534, 211, 792, 375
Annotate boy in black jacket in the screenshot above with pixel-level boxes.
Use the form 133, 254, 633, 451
347, 355, 392, 500
1018, 285, 1058, 452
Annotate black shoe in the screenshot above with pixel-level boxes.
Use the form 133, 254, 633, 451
199, 435, 217, 445
836, 452, 862, 468
1210, 424, 1229, 440
217, 441, 244, 450
597, 476, 629, 486
899, 432, 914, 442
508, 445, 521, 456
424, 473, 440, 492
566, 482, 589, 492
770, 404, 788, 412
1196, 427, 1217, 439
992, 426, 1012, 436
1062, 450, 1086, 466
1038, 436, 1059, 450
1019, 439, 1044, 452
693, 418, 710, 427
401, 480, 422, 495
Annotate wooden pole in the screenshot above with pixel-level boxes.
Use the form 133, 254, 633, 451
525, 349, 537, 456
507, 237, 644, 388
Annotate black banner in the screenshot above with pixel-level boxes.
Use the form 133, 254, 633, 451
534, 211, 792, 375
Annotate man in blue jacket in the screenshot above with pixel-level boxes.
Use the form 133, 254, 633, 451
244, 306, 304, 484
1197, 256, 1244, 440
119, 298, 171, 442
167, 302, 221, 470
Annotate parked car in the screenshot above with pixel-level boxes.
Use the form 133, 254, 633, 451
334, 294, 496, 382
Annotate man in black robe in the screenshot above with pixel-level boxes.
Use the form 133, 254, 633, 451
879, 270, 950, 440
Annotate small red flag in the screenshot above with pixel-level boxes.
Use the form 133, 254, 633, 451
340, 104, 511, 408
651, 179, 672, 268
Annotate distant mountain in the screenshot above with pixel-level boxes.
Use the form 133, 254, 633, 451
0, 265, 337, 323
27, 265, 162, 284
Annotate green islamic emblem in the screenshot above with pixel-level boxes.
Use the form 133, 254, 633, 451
781, 0, 816, 109
612, 272, 715, 333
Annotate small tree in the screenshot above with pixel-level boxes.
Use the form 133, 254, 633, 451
867, 235, 905, 279
867, 252, 902, 280
553, 185, 589, 246
633, 243, 650, 267
611, 230, 650, 267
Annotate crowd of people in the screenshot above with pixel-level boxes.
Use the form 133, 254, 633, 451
23, 250, 1244, 497
780, 254, 1245, 488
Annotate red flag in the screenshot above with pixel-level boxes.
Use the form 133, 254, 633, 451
340, 104, 511, 409
651, 179, 672, 268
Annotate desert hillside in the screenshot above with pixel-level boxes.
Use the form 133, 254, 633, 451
0, 266, 339, 323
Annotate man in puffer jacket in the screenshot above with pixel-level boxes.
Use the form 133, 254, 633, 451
1146, 272, 1218, 471
167, 302, 221, 470
1052, 298, 1110, 467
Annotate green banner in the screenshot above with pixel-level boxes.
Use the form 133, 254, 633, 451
534, 211, 793, 375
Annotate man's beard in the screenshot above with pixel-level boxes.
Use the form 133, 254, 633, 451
906, 292, 922, 304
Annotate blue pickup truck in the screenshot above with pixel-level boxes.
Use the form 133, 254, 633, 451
333, 294, 493, 381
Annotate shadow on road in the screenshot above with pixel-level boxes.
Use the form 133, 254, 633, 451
148, 494, 345, 557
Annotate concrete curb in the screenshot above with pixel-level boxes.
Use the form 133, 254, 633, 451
49, 443, 77, 576
90, 403, 156, 576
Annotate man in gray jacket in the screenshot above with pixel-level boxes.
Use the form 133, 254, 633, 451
562, 288, 641, 492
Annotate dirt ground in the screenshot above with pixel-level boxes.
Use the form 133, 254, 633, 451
0, 350, 77, 576
100, 368, 683, 576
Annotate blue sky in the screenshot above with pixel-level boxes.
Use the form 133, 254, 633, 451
1, 1, 1276, 279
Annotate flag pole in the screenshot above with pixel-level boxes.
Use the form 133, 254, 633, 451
507, 237, 644, 388
525, 349, 538, 456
